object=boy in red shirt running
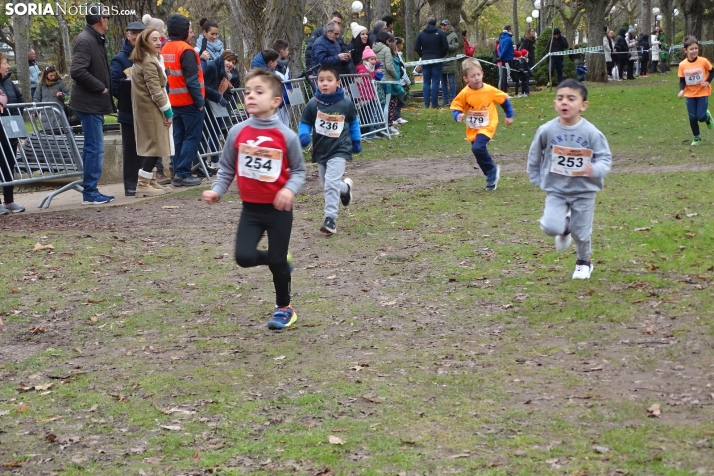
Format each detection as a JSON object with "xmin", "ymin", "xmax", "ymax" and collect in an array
[{"xmin": 203, "ymin": 69, "xmax": 306, "ymax": 330}]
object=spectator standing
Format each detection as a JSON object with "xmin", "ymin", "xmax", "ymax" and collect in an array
[
  {"xmin": 373, "ymin": 32, "xmax": 400, "ymax": 134},
  {"xmin": 638, "ymin": 32, "xmax": 650, "ymax": 77},
  {"xmin": 201, "ymin": 46, "xmax": 231, "ymax": 171},
  {"xmin": 462, "ymin": 30, "xmax": 476, "ymax": 57},
  {"xmin": 162, "ymin": 13, "xmax": 205, "ymax": 187},
  {"xmin": 28, "ymin": 50, "xmax": 41, "ymax": 99},
  {"xmin": 658, "ymin": 31, "xmax": 669, "ymax": 74},
  {"xmin": 382, "ymin": 16, "xmax": 395, "ymax": 34},
  {"xmin": 350, "ymin": 23, "xmax": 371, "ymax": 68},
  {"xmin": 614, "ymin": 28, "xmax": 629, "ymax": 80},
  {"xmin": 414, "ymin": 17, "xmax": 448, "ymax": 109},
  {"xmin": 626, "ymin": 31, "xmax": 638, "ymax": 80},
  {"xmin": 195, "ymin": 18, "xmax": 224, "ymax": 60},
  {"xmin": 546, "ymin": 27, "xmax": 569, "ymax": 86},
  {"xmin": 313, "ymin": 22, "xmax": 354, "ymax": 76},
  {"xmin": 305, "ymin": 12, "xmax": 344, "ymax": 71},
  {"xmin": 519, "ymin": 28, "xmax": 536, "ymax": 69},
  {"xmin": 34, "ymin": 65, "xmax": 69, "ymax": 131},
  {"xmin": 369, "ymin": 20, "xmax": 387, "ymax": 45},
  {"xmin": 603, "ymin": 28, "xmax": 614, "ymax": 79},
  {"xmin": 650, "ymin": 28, "xmax": 661, "ymax": 74},
  {"xmin": 130, "ymin": 27, "xmax": 173, "ymax": 197},
  {"xmin": 69, "ymin": 3, "xmax": 116, "ymax": 205},
  {"xmin": 497, "ymin": 25, "xmax": 515, "ymax": 93},
  {"xmin": 142, "ymin": 14, "xmax": 166, "ymax": 43},
  {"xmin": 440, "ymin": 20, "xmax": 459, "ymax": 107},
  {"xmin": 110, "ymin": 20, "xmax": 146, "ymax": 197},
  {"xmin": 0, "ymin": 52, "xmax": 26, "ymax": 214},
  {"xmin": 394, "ymin": 37, "xmax": 409, "ymax": 124}
]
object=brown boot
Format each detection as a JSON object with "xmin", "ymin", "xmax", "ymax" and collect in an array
[
  {"xmin": 156, "ymin": 168, "xmax": 172, "ymax": 185},
  {"xmin": 150, "ymin": 171, "xmax": 165, "ymax": 190},
  {"xmin": 136, "ymin": 170, "xmax": 166, "ymax": 197}
]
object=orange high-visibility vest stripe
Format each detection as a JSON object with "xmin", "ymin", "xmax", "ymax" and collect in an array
[{"xmin": 161, "ymin": 40, "xmax": 205, "ymax": 107}]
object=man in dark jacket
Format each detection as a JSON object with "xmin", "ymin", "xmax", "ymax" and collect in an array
[
  {"xmin": 69, "ymin": 2, "xmax": 116, "ymax": 204},
  {"xmin": 498, "ymin": 25, "xmax": 515, "ymax": 92},
  {"xmin": 305, "ymin": 12, "xmax": 354, "ymax": 75},
  {"xmin": 415, "ymin": 17, "xmax": 448, "ymax": 108},
  {"xmin": 313, "ymin": 22, "xmax": 353, "ymax": 74},
  {"xmin": 545, "ymin": 27, "xmax": 569, "ymax": 85},
  {"xmin": 614, "ymin": 27, "xmax": 629, "ymax": 81},
  {"xmin": 110, "ymin": 20, "xmax": 145, "ymax": 196}
]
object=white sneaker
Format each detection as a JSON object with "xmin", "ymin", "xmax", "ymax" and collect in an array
[
  {"xmin": 341, "ymin": 178, "xmax": 353, "ymax": 207},
  {"xmin": 554, "ymin": 211, "xmax": 572, "ymax": 252},
  {"xmin": 572, "ymin": 260, "xmax": 593, "ymax": 279},
  {"xmin": 388, "ymin": 126, "xmax": 400, "ymax": 136},
  {"xmin": 395, "ymin": 118, "xmax": 408, "ymax": 124}
]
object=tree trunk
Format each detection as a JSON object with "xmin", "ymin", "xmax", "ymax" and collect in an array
[
  {"xmin": 228, "ymin": 0, "xmax": 306, "ymax": 76},
  {"xmin": 680, "ymin": 0, "xmax": 704, "ymax": 37},
  {"xmin": 372, "ymin": 0, "xmax": 392, "ymax": 23},
  {"xmin": 641, "ymin": 0, "xmax": 651, "ymax": 33},
  {"xmin": 513, "ymin": 0, "xmax": 519, "ymax": 42},
  {"xmin": 580, "ymin": 0, "xmax": 608, "ymax": 82},
  {"xmin": 405, "ymin": 0, "xmax": 417, "ymax": 61},
  {"xmin": 55, "ymin": 10, "xmax": 73, "ymax": 80},
  {"xmin": 428, "ymin": 0, "xmax": 465, "ymax": 27},
  {"xmin": 660, "ymin": 0, "xmax": 674, "ymax": 43},
  {"xmin": 12, "ymin": 13, "xmax": 31, "ymax": 103}
]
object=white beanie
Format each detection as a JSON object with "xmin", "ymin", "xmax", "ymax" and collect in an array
[
  {"xmin": 351, "ymin": 22, "xmax": 367, "ymax": 39},
  {"xmin": 142, "ymin": 14, "xmax": 166, "ymax": 34}
]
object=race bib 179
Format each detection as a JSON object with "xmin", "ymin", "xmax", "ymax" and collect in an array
[
  {"xmin": 238, "ymin": 144, "xmax": 282, "ymax": 182},
  {"xmin": 466, "ymin": 110, "xmax": 489, "ymax": 129},
  {"xmin": 550, "ymin": 146, "xmax": 593, "ymax": 177}
]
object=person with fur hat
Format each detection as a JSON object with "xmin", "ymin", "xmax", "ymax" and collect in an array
[
  {"xmin": 545, "ymin": 27, "xmax": 569, "ymax": 85},
  {"xmin": 161, "ymin": 13, "xmax": 205, "ymax": 187},
  {"xmin": 350, "ymin": 22, "xmax": 371, "ymax": 67},
  {"xmin": 142, "ymin": 14, "xmax": 166, "ymax": 43}
]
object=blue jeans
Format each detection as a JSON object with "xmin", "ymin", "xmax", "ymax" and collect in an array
[
  {"xmin": 441, "ymin": 73, "xmax": 456, "ymax": 104},
  {"xmin": 172, "ymin": 107, "xmax": 205, "ymax": 178},
  {"xmin": 686, "ymin": 96, "xmax": 710, "ymax": 137},
  {"xmin": 77, "ymin": 112, "xmax": 105, "ymax": 197},
  {"xmin": 471, "ymin": 134, "xmax": 496, "ymax": 176},
  {"xmin": 422, "ymin": 63, "xmax": 443, "ymax": 108}
]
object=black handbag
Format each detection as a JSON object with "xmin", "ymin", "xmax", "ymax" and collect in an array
[{"xmin": 63, "ymin": 103, "xmax": 81, "ymax": 126}]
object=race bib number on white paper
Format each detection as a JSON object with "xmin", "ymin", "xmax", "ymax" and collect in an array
[
  {"xmin": 466, "ymin": 110, "xmax": 489, "ymax": 129},
  {"xmin": 684, "ymin": 68, "xmax": 705, "ymax": 86},
  {"xmin": 315, "ymin": 111, "xmax": 345, "ymax": 137},
  {"xmin": 550, "ymin": 146, "xmax": 592, "ymax": 176},
  {"xmin": 238, "ymin": 144, "xmax": 282, "ymax": 182}
]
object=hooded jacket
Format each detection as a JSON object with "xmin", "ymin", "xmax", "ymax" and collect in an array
[
  {"xmin": 546, "ymin": 29, "xmax": 569, "ymax": 55},
  {"xmin": 498, "ymin": 30, "xmax": 514, "ymax": 62},
  {"xmin": 163, "ymin": 14, "xmax": 204, "ymax": 109},
  {"xmin": 614, "ymin": 28, "xmax": 628, "ymax": 57},
  {"xmin": 110, "ymin": 38, "xmax": 135, "ymax": 124},
  {"xmin": 414, "ymin": 24, "xmax": 448, "ymax": 60},
  {"xmin": 442, "ymin": 26, "xmax": 460, "ymax": 74},
  {"xmin": 69, "ymin": 24, "xmax": 114, "ymax": 115}
]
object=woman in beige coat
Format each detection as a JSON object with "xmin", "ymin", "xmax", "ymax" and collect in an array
[{"xmin": 130, "ymin": 27, "xmax": 174, "ymax": 197}]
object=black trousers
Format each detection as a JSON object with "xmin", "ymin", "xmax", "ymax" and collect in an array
[
  {"xmin": 618, "ymin": 56, "xmax": 629, "ymax": 79},
  {"xmin": 0, "ymin": 132, "xmax": 18, "ymax": 204},
  {"xmin": 120, "ymin": 123, "xmax": 142, "ymax": 191},
  {"xmin": 234, "ymin": 202, "xmax": 293, "ymax": 307}
]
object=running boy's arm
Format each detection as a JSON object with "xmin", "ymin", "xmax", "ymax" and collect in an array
[
  {"xmin": 297, "ymin": 101, "xmax": 316, "ymax": 147},
  {"xmin": 494, "ymin": 89, "xmax": 514, "ymax": 125},
  {"xmin": 526, "ymin": 124, "xmax": 547, "ymax": 185},
  {"xmin": 348, "ymin": 101, "xmax": 362, "ymax": 153},
  {"xmin": 585, "ymin": 129, "xmax": 612, "ymax": 179},
  {"xmin": 450, "ymin": 90, "xmax": 466, "ymax": 122},
  {"xmin": 283, "ymin": 131, "xmax": 307, "ymax": 197}
]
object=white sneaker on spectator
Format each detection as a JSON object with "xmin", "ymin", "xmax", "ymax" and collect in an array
[{"xmin": 389, "ymin": 126, "xmax": 400, "ymax": 135}]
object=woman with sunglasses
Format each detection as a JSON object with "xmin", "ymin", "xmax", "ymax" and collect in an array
[{"xmin": 33, "ymin": 66, "xmax": 70, "ymax": 131}]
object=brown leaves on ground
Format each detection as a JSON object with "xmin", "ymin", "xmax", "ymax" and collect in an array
[
  {"xmin": 32, "ymin": 243, "xmax": 54, "ymax": 251},
  {"xmin": 328, "ymin": 435, "xmax": 345, "ymax": 445},
  {"xmin": 17, "ymin": 382, "xmax": 52, "ymax": 392}
]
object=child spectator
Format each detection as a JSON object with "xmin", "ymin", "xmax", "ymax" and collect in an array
[
  {"xmin": 450, "ymin": 58, "xmax": 514, "ymax": 191},
  {"xmin": 202, "ymin": 69, "xmax": 306, "ymax": 330},
  {"xmin": 462, "ymin": 30, "xmax": 476, "ymax": 57},
  {"xmin": 527, "ymin": 79, "xmax": 612, "ymax": 279},
  {"xmin": 356, "ymin": 46, "xmax": 385, "ymax": 138},
  {"xmin": 677, "ymin": 35, "xmax": 713, "ymax": 146},
  {"xmin": 298, "ymin": 64, "xmax": 361, "ymax": 235},
  {"xmin": 394, "ymin": 37, "xmax": 409, "ymax": 125},
  {"xmin": 512, "ymin": 49, "xmax": 531, "ymax": 97}
]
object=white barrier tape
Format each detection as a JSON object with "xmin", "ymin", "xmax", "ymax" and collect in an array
[{"xmin": 404, "ymin": 54, "xmax": 466, "ymax": 67}]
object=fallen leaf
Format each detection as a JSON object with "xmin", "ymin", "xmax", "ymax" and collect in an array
[
  {"xmin": 645, "ymin": 263, "xmax": 659, "ymax": 271},
  {"xmin": 45, "ymin": 433, "xmax": 57, "ymax": 442},
  {"xmin": 647, "ymin": 403, "xmax": 661, "ymax": 417},
  {"xmin": 1, "ymin": 461, "xmax": 24, "ymax": 468},
  {"xmin": 162, "ymin": 205, "xmax": 180, "ymax": 209},
  {"xmin": 86, "ymin": 404, "xmax": 98, "ymax": 412},
  {"xmin": 90, "ymin": 316, "xmax": 98, "ymax": 322},
  {"xmin": 161, "ymin": 425, "xmax": 182, "ymax": 431},
  {"xmin": 645, "ymin": 328, "xmax": 655, "ymax": 335},
  {"xmin": 592, "ymin": 444, "xmax": 609, "ymax": 454},
  {"xmin": 450, "ymin": 453, "xmax": 470, "ymax": 458},
  {"xmin": 633, "ymin": 227, "xmax": 652, "ymax": 232},
  {"xmin": 32, "ymin": 243, "xmax": 54, "ymax": 251},
  {"xmin": 361, "ymin": 394, "xmax": 382, "ymax": 404},
  {"xmin": 328, "ymin": 435, "xmax": 344, "ymax": 445},
  {"xmin": 193, "ymin": 448, "xmax": 201, "ymax": 462},
  {"xmin": 273, "ymin": 355, "xmax": 286, "ymax": 360},
  {"xmin": 16, "ymin": 404, "xmax": 30, "ymax": 413},
  {"xmin": 0, "ymin": 410, "xmax": 9, "ymax": 416},
  {"xmin": 685, "ymin": 233, "xmax": 696, "ymax": 238},
  {"xmin": 34, "ymin": 383, "xmax": 53, "ymax": 391}
]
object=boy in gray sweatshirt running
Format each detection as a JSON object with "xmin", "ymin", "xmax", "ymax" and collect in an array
[{"xmin": 527, "ymin": 79, "xmax": 612, "ymax": 279}]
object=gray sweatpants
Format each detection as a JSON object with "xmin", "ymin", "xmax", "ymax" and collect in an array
[
  {"xmin": 318, "ymin": 157, "xmax": 349, "ymax": 220},
  {"xmin": 540, "ymin": 192, "xmax": 595, "ymax": 261}
]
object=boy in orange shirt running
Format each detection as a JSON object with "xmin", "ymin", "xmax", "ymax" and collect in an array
[
  {"xmin": 677, "ymin": 35, "xmax": 713, "ymax": 146},
  {"xmin": 451, "ymin": 57, "xmax": 514, "ymax": 190}
]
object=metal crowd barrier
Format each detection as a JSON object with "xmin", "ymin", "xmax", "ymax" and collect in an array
[
  {"xmin": 0, "ymin": 102, "xmax": 84, "ymax": 209},
  {"xmin": 335, "ymin": 73, "xmax": 390, "ymax": 139}
]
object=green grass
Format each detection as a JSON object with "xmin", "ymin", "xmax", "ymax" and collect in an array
[{"xmin": 1, "ymin": 74, "xmax": 713, "ymax": 474}]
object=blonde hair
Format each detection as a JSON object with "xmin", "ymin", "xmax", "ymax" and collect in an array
[
  {"xmin": 462, "ymin": 57, "xmax": 482, "ymax": 74},
  {"xmin": 130, "ymin": 27, "xmax": 159, "ymax": 63}
]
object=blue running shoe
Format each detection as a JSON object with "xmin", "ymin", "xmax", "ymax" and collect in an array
[
  {"xmin": 485, "ymin": 165, "xmax": 500, "ymax": 191},
  {"xmin": 267, "ymin": 304, "xmax": 297, "ymax": 330},
  {"xmin": 82, "ymin": 193, "xmax": 115, "ymax": 205}
]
